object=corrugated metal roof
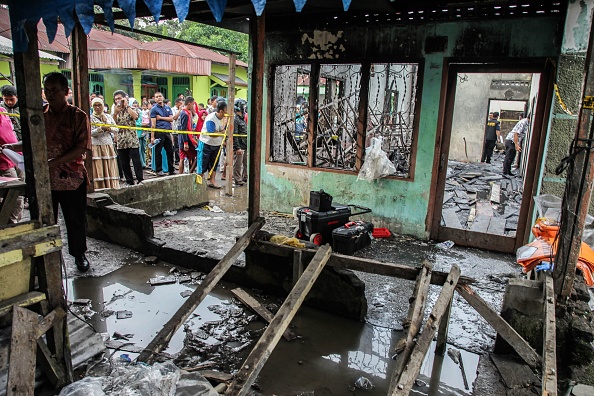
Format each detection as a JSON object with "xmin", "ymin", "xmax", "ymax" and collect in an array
[
  {"xmin": 87, "ymin": 28, "xmax": 144, "ymax": 50},
  {"xmin": 0, "ymin": 8, "xmax": 70, "ymax": 54},
  {"xmin": 142, "ymin": 40, "xmax": 247, "ymax": 67},
  {"xmin": 0, "ymin": 34, "xmax": 64, "ymax": 61},
  {"xmin": 211, "ymin": 72, "xmax": 248, "ymax": 87}
]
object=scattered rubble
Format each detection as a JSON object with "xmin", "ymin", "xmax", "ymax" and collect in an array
[{"xmin": 443, "ymin": 160, "xmax": 523, "ymax": 236}]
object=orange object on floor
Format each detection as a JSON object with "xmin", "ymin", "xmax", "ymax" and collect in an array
[{"xmin": 372, "ymin": 228, "xmax": 391, "ymax": 238}]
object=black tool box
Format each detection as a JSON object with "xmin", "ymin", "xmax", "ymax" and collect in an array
[
  {"xmin": 310, "ymin": 189, "xmax": 333, "ymax": 211},
  {"xmin": 332, "ymin": 221, "xmax": 374, "ymax": 255},
  {"xmin": 295, "ymin": 204, "xmax": 371, "ymax": 246}
]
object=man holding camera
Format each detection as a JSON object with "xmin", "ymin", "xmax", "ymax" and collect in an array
[{"xmin": 113, "ymin": 90, "xmax": 143, "ymax": 185}]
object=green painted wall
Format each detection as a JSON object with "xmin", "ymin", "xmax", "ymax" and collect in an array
[
  {"xmin": 211, "ymin": 63, "xmax": 249, "ymax": 101},
  {"xmin": 0, "ymin": 59, "xmax": 11, "ymax": 86},
  {"xmin": 132, "ymin": 71, "xmax": 142, "ymax": 101},
  {"xmin": 258, "ymin": 16, "xmax": 564, "ymax": 238},
  {"xmin": 191, "ymin": 75, "xmax": 211, "ymax": 104}
]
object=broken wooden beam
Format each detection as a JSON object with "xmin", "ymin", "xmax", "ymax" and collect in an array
[
  {"xmin": 388, "ymin": 260, "xmax": 433, "ymax": 393},
  {"xmin": 138, "ymin": 217, "xmax": 265, "ymax": 363},
  {"xmin": 231, "ymin": 288, "xmax": 297, "ymax": 341},
  {"xmin": 456, "ymin": 284, "xmax": 541, "ymax": 369},
  {"xmin": 247, "ymin": 238, "xmax": 476, "ymax": 286},
  {"xmin": 542, "ymin": 274, "xmax": 557, "ymax": 395},
  {"xmin": 390, "ymin": 265, "xmax": 461, "ymax": 396},
  {"xmin": 7, "ymin": 306, "xmax": 39, "ymax": 396},
  {"xmin": 226, "ymin": 245, "xmax": 333, "ymax": 396}
]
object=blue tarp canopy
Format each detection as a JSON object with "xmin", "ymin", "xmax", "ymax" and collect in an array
[{"xmin": 7, "ymin": 0, "xmax": 354, "ymax": 52}]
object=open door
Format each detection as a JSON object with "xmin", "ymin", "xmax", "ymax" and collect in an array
[{"xmin": 430, "ymin": 62, "xmax": 554, "ymax": 253}]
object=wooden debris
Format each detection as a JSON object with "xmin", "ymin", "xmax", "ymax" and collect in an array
[
  {"xmin": 231, "ymin": 288, "xmax": 298, "ymax": 341},
  {"xmin": 138, "ymin": 218, "xmax": 265, "ymax": 364},
  {"xmin": 487, "ymin": 217, "xmax": 506, "ymax": 235},
  {"xmin": 490, "ymin": 183, "xmax": 501, "ymax": 203},
  {"xmin": 226, "ymin": 245, "xmax": 332, "ymax": 396},
  {"xmin": 389, "ymin": 261, "xmax": 433, "ymax": 392},
  {"xmin": 456, "ymin": 285, "xmax": 541, "ymax": 369},
  {"xmin": 542, "ymin": 274, "xmax": 557, "ymax": 395},
  {"xmin": 149, "ymin": 276, "xmax": 176, "ymax": 286},
  {"xmin": 200, "ymin": 370, "xmax": 233, "ymax": 383},
  {"xmin": 7, "ymin": 306, "xmax": 39, "ymax": 396},
  {"xmin": 390, "ymin": 265, "xmax": 461, "ymax": 396},
  {"xmin": 470, "ymin": 215, "xmax": 490, "ymax": 233}
]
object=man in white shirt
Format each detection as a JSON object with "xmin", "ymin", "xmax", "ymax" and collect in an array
[
  {"xmin": 197, "ymin": 101, "xmax": 227, "ymax": 188},
  {"xmin": 503, "ymin": 114, "xmax": 530, "ymax": 176}
]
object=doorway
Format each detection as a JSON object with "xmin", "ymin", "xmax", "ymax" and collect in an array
[{"xmin": 430, "ymin": 63, "xmax": 553, "ymax": 253}]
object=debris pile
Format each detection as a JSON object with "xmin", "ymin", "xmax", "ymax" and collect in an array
[{"xmin": 442, "ymin": 161, "xmax": 522, "ymax": 236}]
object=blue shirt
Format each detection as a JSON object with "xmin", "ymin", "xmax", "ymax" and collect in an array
[{"xmin": 150, "ymin": 104, "xmax": 173, "ymax": 130}]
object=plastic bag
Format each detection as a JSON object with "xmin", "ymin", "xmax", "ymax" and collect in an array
[
  {"xmin": 533, "ymin": 194, "xmax": 594, "ymax": 226},
  {"xmin": 59, "ymin": 377, "xmax": 106, "ymax": 396},
  {"xmin": 354, "ymin": 376, "xmax": 375, "ymax": 389},
  {"xmin": 357, "ymin": 137, "xmax": 396, "ymax": 182}
]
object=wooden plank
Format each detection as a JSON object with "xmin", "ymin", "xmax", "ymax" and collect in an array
[
  {"xmin": 231, "ymin": 288, "xmax": 297, "ymax": 341},
  {"xmin": 388, "ymin": 261, "xmax": 433, "ymax": 393},
  {"xmin": 553, "ymin": 19, "xmax": 594, "ymax": 297},
  {"xmin": 11, "ymin": 19, "xmax": 54, "ymax": 225},
  {"xmin": 487, "ymin": 217, "xmax": 507, "ymax": 235},
  {"xmin": 0, "ymin": 225, "xmax": 61, "ymax": 257},
  {"xmin": 435, "ymin": 299, "xmax": 452, "ymax": 356},
  {"xmin": 0, "ymin": 221, "xmax": 38, "ymax": 240},
  {"xmin": 470, "ymin": 214, "xmax": 491, "ymax": 233},
  {"xmin": 491, "ymin": 354, "xmax": 539, "ymax": 389},
  {"xmin": 36, "ymin": 338, "xmax": 66, "ymax": 388},
  {"xmin": 490, "ymin": 183, "xmax": 501, "ymax": 203},
  {"xmin": 292, "ymin": 249, "xmax": 303, "ymax": 287},
  {"xmin": 226, "ymin": 245, "xmax": 333, "ymax": 396},
  {"xmin": 390, "ymin": 265, "xmax": 461, "ymax": 396},
  {"xmin": 442, "ymin": 191, "xmax": 454, "ymax": 204},
  {"xmin": 200, "ymin": 370, "xmax": 233, "ymax": 383},
  {"xmin": 542, "ymin": 274, "xmax": 557, "ymax": 396},
  {"xmin": 0, "ymin": 291, "xmax": 46, "ymax": 317},
  {"xmin": 36, "ymin": 307, "xmax": 66, "ymax": 338},
  {"xmin": 138, "ymin": 218, "xmax": 265, "ymax": 363},
  {"xmin": 356, "ymin": 63, "xmax": 371, "ymax": 171},
  {"xmin": 71, "ymin": 24, "xmax": 93, "ymax": 193},
  {"xmin": 247, "ymin": 16, "xmax": 264, "ymax": 225},
  {"xmin": 7, "ymin": 306, "xmax": 38, "ymax": 396},
  {"xmin": 224, "ymin": 52, "xmax": 236, "ymax": 197},
  {"xmin": 456, "ymin": 284, "xmax": 541, "ymax": 369},
  {"xmin": 247, "ymin": 239, "xmax": 476, "ymax": 286},
  {"xmin": 442, "ymin": 208, "xmax": 461, "ymax": 229}
]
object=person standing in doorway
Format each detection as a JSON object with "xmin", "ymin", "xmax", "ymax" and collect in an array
[
  {"xmin": 481, "ymin": 111, "xmax": 500, "ymax": 164},
  {"xmin": 503, "ymin": 114, "xmax": 530, "ymax": 176},
  {"xmin": 5, "ymin": 72, "xmax": 92, "ymax": 271},
  {"xmin": 150, "ymin": 92, "xmax": 175, "ymax": 176}
]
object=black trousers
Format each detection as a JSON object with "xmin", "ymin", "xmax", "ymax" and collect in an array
[
  {"xmin": 172, "ymin": 133, "xmax": 180, "ymax": 163},
  {"xmin": 154, "ymin": 132, "xmax": 174, "ymax": 174},
  {"xmin": 503, "ymin": 139, "xmax": 516, "ymax": 175},
  {"xmin": 118, "ymin": 147, "xmax": 144, "ymax": 184},
  {"xmin": 52, "ymin": 180, "xmax": 87, "ymax": 258},
  {"xmin": 481, "ymin": 139, "xmax": 497, "ymax": 163}
]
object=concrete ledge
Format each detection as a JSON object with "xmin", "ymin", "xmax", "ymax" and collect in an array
[
  {"xmin": 103, "ymin": 174, "xmax": 209, "ymax": 216},
  {"xmin": 87, "ymin": 196, "xmax": 154, "ymax": 253}
]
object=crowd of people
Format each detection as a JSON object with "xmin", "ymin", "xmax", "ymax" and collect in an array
[
  {"xmin": 87, "ymin": 90, "xmax": 249, "ymax": 190},
  {"xmin": 0, "ymin": 76, "xmax": 249, "ymax": 272}
]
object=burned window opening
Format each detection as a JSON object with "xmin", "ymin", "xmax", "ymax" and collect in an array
[{"xmin": 271, "ymin": 63, "xmax": 419, "ymax": 178}]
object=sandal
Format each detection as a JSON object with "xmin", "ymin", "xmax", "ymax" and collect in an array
[{"xmin": 208, "ymin": 183, "xmax": 223, "ymax": 189}]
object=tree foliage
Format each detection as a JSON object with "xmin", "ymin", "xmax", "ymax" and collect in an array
[{"xmin": 112, "ymin": 18, "xmax": 249, "ymax": 63}]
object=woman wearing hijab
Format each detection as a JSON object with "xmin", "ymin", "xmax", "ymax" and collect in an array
[{"xmin": 90, "ymin": 98, "xmax": 120, "ymax": 189}]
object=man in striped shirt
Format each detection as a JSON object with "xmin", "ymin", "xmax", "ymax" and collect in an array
[{"xmin": 503, "ymin": 114, "xmax": 530, "ymax": 176}]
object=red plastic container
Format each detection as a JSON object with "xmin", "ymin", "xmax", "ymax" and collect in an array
[{"xmin": 372, "ymin": 228, "xmax": 391, "ymax": 238}]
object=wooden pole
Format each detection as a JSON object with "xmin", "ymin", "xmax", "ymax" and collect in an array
[
  {"xmin": 226, "ymin": 245, "xmax": 333, "ymax": 396},
  {"xmin": 11, "ymin": 20, "xmax": 53, "ymax": 225},
  {"xmin": 71, "ymin": 23, "xmax": 93, "ymax": 192},
  {"xmin": 247, "ymin": 15, "xmax": 264, "ymax": 225},
  {"xmin": 390, "ymin": 265, "xmax": 460, "ymax": 396},
  {"xmin": 435, "ymin": 298, "xmax": 452, "ymax": 356},
  {"xmin": 553, "ymin": 20, "xmax": 594, "ymax": 297},
  {"xmin": 138, "ymin": 218, "xmax": 265, "ymax": 363},
  {"xmin": 307, "ymin": 64, "xmax": 319, "ymax": 168},
  {"xmin": 225, "ymin": 53, "xmax": 236, "ymax": 196},
  {"xmin": 356, "ymin": 63, "xmax": 371, "ymax": 171},
  {"xmin": 542, "ymin": 274, "xmax": 557, "ymax": 395}
]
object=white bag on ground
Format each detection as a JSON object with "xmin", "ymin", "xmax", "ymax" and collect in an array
[{"xmin": 357, "ymin": 137, "xmax": 396, "ymax": 182}]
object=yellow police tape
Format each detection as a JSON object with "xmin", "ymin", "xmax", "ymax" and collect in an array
[
  {"xmin": 554, "ymin": 83, "xmax": 574, "ymax": 116},
  {"xmin": 0, "ymin": 110, "xmax": 247, "ymax": 137}
]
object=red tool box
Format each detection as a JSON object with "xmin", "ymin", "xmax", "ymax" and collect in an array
[{"xmin": 295, "ymin": 204, "xmax": 371, "ymax": 246}]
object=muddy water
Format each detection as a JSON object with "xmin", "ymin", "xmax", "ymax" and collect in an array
[{"xmin": 65, "ymin": 261, "xmax": 479, "ymax": 395}]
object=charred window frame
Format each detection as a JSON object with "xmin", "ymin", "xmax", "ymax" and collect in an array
[{"xmin": 270, "ymin": 62, "xmax": 419, "ymax": 178}]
